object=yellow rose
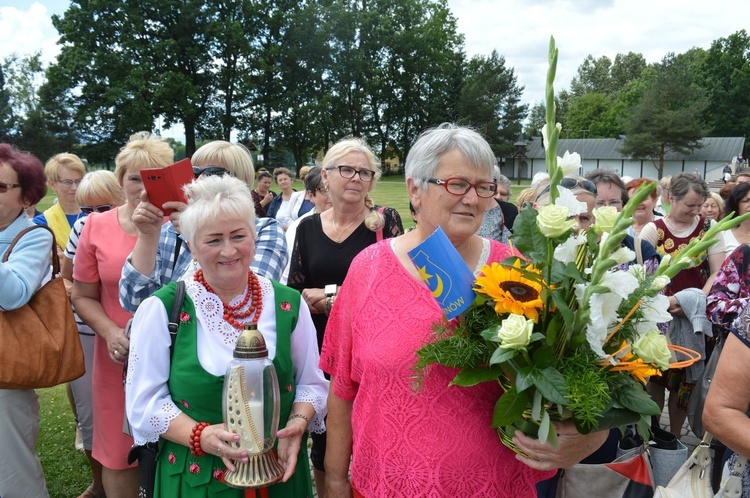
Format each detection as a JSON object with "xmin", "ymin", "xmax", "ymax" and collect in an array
[
  {"xmin": 592, "ymin": 206, "xmax": 619, "ymax": 233},
  {"xmin": 537, "ymin": 204, "xmax": 576, "ymax": 238},
  {"xmin": 633, "ymin": 330, "xmax": 671, "ymax": 370},
  {"xmin": 497, "ymin": 313, "xmax": 534, "ymax": 349}
]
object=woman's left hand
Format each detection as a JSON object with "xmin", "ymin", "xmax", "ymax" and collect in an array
[
  {"xmin": 512, "ymin": 421, "xmax": 609, "ymax": 471},
  {"xmin": 275, "ymin": 417, "xmax": 307, "ymax": 482},
  {"xmin": 301, "ymin": 288, "xmax": 327, "ymax": 314}
]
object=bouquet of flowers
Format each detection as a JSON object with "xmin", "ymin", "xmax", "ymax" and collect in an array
[{"xmin": 414, "ymin": 37, "xmax": 749, "ymax": 449}]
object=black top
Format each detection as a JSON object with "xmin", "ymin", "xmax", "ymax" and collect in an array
[
  {"xmin": 498, "ymin": 199, "xmax": 519, "ymax": 231},
  {"xmin": 288, "ymin": 207, "xmax": 403, "ymax": 350}
]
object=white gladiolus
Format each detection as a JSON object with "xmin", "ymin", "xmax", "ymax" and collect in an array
[
  {"xmin": 558, "ymin": 150, "xmax": 582, "ymax": 176},
  {"xmin": 554, "ymin": 235, "xmax": 586, "ymax": 264}
]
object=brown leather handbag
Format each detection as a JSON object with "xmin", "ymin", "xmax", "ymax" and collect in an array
[{"xmin": 0, "ymin": 225, "xmax": 84, "ymax": 389}]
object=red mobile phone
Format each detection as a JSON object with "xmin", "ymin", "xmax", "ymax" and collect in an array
[{"xmin": 140, "ymin": 158, "xmax": 194, "ymax": 216}]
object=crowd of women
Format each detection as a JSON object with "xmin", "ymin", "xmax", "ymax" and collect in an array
[{"xmin": 3, "ymin": 125, "xmax": 750, "ymax": 498}]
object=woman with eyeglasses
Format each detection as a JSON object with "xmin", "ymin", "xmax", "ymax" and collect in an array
[
  {"xmin": 321, "ymin": 125, "xmax": 607, "ymax": 498},
  {"xmin": 287, "ymin": 137, "xmax": 403, "ymax": 496},
  {"xmin": 33, "ymin": 153, "xmax": 86, "ymax": 275},
  {"xmin": 639, "ymin": 172, "xmax": 725, "ymax": 438},
  {"xmin": 119, "ymin": 140, "xmax": 288, "ymax": 313},
  {"xmin": 72, "ymin": 135, "xmax": 174, "ymax": 498},
  {"xmin": 0, "ymin": 143, "xmax": 53, "ymax": 498},
  {"xmin": 61, "ymin": 170, "xmax": 125, "ymax": 498}
]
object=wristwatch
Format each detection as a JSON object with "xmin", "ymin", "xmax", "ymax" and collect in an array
[{"xmin": 325, "ymin": 284, "xmax": 337, "ymax": 297}]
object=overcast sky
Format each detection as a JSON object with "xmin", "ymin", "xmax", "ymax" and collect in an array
[{"xmin": 2, "ymin": 0, "xmax": 748, "ymax": 110}]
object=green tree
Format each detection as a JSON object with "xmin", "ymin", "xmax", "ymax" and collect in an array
[
  {"xmin": 620, "ymin": 54, "xmax": 706, "ymax": 179},
  {"xmin": 1, "ymin": 52, "xmax": 45, "ymax": 118},
  {"xmin": 0, "ymin": 66, "xmax": 13, "ymax": 142},
  {"xmin": 457, "ymin": 50, "xmax": 527, "ymax": 158},
  {"xmin": 698, "ymin": 30, "xmax": 750, "ymax": 137}
]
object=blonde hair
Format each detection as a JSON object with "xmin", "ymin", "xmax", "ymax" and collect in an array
[
  {"xmin": 45, "ymin": 153, "xmax": 86, "ymax": 181},
  {"xmin": 515, "ymin": 187, "xmax": 538, "ymax": 207},
  {"xmin": 114, "ymin": 135, "xmax": 174, "ymax": 183},
  {"xmin": 180, "ymin": 175, "xmax": 256, "ymax": 247},
  {"xmin": 298, "ymin": 165, "xmax": 313, "ymax": 182},
  {"xmin": 322, "ymin": 137, "xmax": 384, "ymax": 231},
  {"xmin": 76, "ymin": 170, "xmax": 125, "ymax": 206},
  {"xmin": 192, "ymin": 141, "xmax": 255, "ymax": 186}
]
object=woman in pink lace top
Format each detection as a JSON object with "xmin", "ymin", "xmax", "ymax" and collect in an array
[{"xmin": 320, "ymin": 124, "xmax": 609, "ymax": 498}]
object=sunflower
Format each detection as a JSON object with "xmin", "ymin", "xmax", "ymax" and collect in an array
[{"xmin": 474, "ymin": 260, "xmax": 544, "ymax": 322}]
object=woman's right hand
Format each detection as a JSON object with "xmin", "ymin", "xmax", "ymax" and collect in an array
[
  {"xmin": 200, "ymin": 424, "xmax": 248, "ymax": 472},
  {"xmin": 132, "ymin": 193, "xmax": 165, "ymax": 236}
]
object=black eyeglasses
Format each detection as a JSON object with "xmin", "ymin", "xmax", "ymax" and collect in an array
[
  {"xmin": 427, "ymin": 177, "xmax": 498, "ymax": 198},
  {"xmin": 326, "ymin": 165, "xmax": 375, "ymax": 182},
  {"xmin": 0, "ymin": 181, "xmax": 21, "ymax": 193},
  {"xmin": 539, "ymin": 178, "xmax": 597, "ymax": 197},
  {"xmin": 193, "ymin": 166, "xmax": 230, "ymax": 179},
  {"xmin": 310, "ymin": 186, "xmax": 328, "ymax": 195},
  {"xmin": 80, "ymin": 204, "xmax": 112, "ymax": 214}
]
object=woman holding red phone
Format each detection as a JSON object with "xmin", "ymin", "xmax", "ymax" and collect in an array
[{"xmin": 72, "ymin": 133, "xmax": 174, "ymax": 498}]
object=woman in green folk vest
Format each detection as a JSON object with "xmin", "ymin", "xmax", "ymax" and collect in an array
[{"xmin": 125, "ymin": 175, "xmax": 328, "ymax": 497}]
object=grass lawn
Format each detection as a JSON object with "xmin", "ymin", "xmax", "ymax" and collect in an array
[{"xmin": 37, "ymin": 385, "xmax": 92, "ymax": 497}]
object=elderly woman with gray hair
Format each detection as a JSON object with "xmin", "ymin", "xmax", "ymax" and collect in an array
[
  {"xmin": 125, "ymin": 175, "xmax": 328, "ymax": 498},
  {"xmin": 321, "ymin": 124, "xmax": 607, "ymax": 498}
]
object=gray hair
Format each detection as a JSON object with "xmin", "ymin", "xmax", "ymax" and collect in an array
[
  {"xmin": 496, "ymin": 172, "xmax": 511, "ymax": 187},
  {"xmin": 406, "ymin": 123, "xmax": 496, "ymax": 189},
  {"xmin": 180, "ymin": 175, "xmax": 256, "ymax": 247}
]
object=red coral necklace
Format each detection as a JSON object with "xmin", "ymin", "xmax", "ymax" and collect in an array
[{"xmin": 194, "ymin": 269, "xmax": 263, "ymax": 329}]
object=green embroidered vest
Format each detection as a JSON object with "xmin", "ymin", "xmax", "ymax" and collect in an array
[{"xmin": 151, "ymin": 280, "xmax": 312, "ymax": 498}]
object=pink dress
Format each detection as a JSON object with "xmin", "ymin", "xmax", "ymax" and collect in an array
[
  {"xmin": 321, "ymin": 239, "xmax": 552, "ymax": 498},
  {"xmin": 73, "ymin": 209, "xmax": 137, "ymax": 469}
]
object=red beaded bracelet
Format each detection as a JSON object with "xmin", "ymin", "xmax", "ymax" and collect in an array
[{"xmin": 189, "ymin": 422, "xmax": 210, "ymax": 457}]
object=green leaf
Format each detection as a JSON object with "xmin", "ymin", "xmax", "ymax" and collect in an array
[
  {"xmin": 516, "ymin": 366, "xmax": 537, "ymax": 392},
  {"xmin": 531, "ymin": 344, "xmax": 556, "ymax": 369},
  {"xmin": 582, "ymin": 408, "xmax": 641, "ymax": 434},
  {"xmin": 492, "ymin": 387, "xmax": 529, "ymax": 427},
  {"xmin": 480, "ymin": 326, "xmax": 501, "ymax": 342},
  {"xmin": 532, "ymin": 389, "xmax": 543, "ymax": 421},
  {"xmin": 451, "ymin": 366, "xmax": 503, "ymax": 387},
  {"xmin": 539, "ymin": 409, "xmax": 558, "ymax": 446},
  {"xmin": 490, "ymin": 347, "xmax": 518, "ymax": 365},
  {"xmin": 613, "ymin": 384, "xmax": 662, "ymax": 416},
  {"xmin": 533, "ymin": 367, "xmax": 569, "ymax": 405},
  {"xmin": 511, "ymin": 209, "xmax": 549, "ymax": 261},
  {"xmin": 550, "ymin": 289, "xmax": 575, "ymax": 325}
]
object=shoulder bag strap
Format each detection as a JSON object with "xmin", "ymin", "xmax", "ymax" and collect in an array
[
  {"xmin": 376, "ymin": 206, "xmax": 386, "ymax": 242},
  {"xmin": 167, "ymin": 281, "xmax": 186, "ymax": 353},
  {"xmin": 2, "ymin": 224, "xmax": 59, "ymax": 275}
]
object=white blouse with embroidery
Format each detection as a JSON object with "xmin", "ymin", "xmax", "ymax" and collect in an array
[{"xmin": 125, "ymin": 275, "xmax": 328, "ymax": 446}]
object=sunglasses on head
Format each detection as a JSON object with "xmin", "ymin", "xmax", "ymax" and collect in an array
[
  {"xmin": 193, "ymin": 166, "xmax": 230, "ymax": 179},
  {"xmin": 80, "ymin": 204, "xmax": 112, "ymax": 214},
  {"xmin": 539, "ymin": 178, "xmax": 597, "ymax": 197}
]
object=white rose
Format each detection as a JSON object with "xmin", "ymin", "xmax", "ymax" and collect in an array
[
  {"xmin": 537, "ymin": 204, "xmax": 576, "ymax": 238},
  {"xmin": 592, "ymin": 206, "xmax": 619, "ymax": 233},
  {"xmin": 497, "ymin": 313, "xmax": 534, "ymax": 349},
  {"xmin": 633, "ymin": 330, "xmax": 672, "ymax": 370}
]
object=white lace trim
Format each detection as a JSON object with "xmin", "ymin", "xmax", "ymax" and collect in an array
[
  {"xmin": 295, "ymin": 389, "xmax": 327, "ymax": 434},
  {"xmin": 133, "ymin": 399, "xmax": 181, "ymax": 446},
  {"xmin": 184, "ymin": 277, "xmax": 271, "ymax": 346}
]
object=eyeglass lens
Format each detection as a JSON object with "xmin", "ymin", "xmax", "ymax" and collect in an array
[
  {"xmin": 332, "ymin": 166, "xmax": 375, "ymax": 182},
  {"xmin": 0, "ymin": 181, "xmax": 21, "ymax": 193}
]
